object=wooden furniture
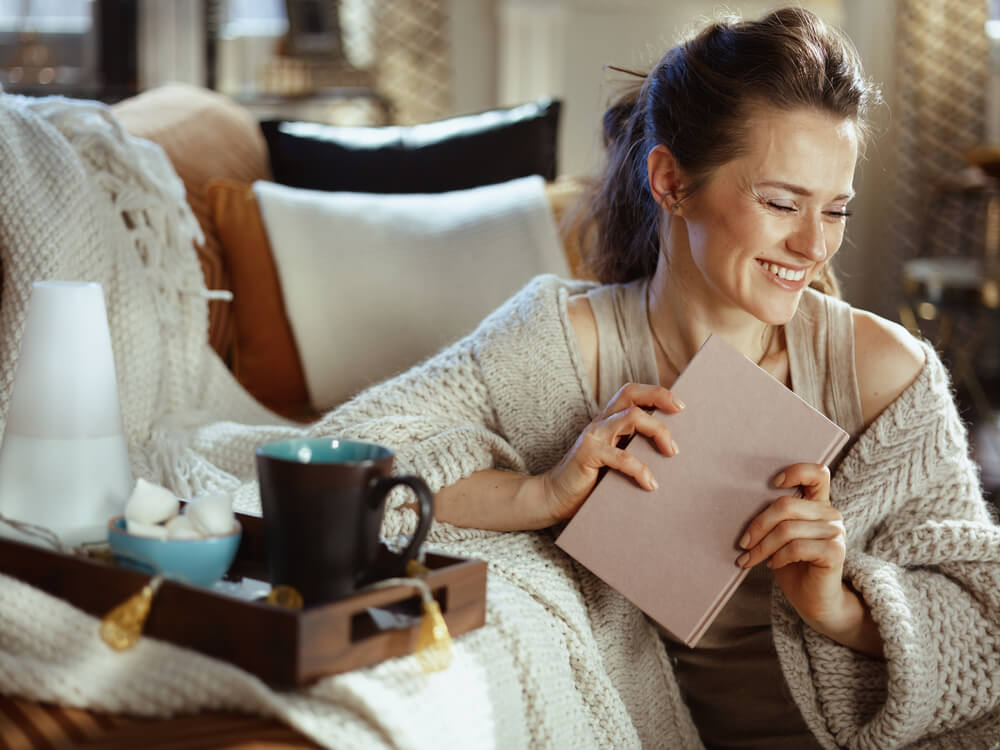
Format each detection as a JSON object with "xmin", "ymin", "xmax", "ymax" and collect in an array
[
  {"xmin": 899, "ymin": 172, "xmax": 1000, "ymax": 418},
  {"xmin": 0, "ymin": 693, "xmax": 321, "ymax": 749},
  {"xmin": 0, "ymin": 510, "xmax": 487, "ymax": 747},
  {"xmin": 0, "ymin": 511, "xmax": 486, "ymax": 687}
]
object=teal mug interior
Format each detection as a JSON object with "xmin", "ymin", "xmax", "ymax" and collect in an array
[{"xmin": 256, "ymin": 438, "xmax": 392, "ymax": 465}]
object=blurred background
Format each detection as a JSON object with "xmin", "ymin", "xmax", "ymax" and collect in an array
[{"xmin": 2, "ymin": 0, "xmax": 999, "ymax": 499}]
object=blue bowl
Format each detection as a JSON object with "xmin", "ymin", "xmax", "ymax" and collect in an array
[{"xmin": 107, "ymin": 516, "xmax": 242, "ymax": 587}]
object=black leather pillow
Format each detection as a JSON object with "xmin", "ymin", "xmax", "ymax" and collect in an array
[{"xmin": 259, "ymin": 98, "xmax": 561, "ymax": 193}]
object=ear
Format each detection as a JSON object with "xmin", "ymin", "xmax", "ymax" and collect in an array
[{"xmin": 647, "ymin": 145, "xmax": 685, "ymax": 214}]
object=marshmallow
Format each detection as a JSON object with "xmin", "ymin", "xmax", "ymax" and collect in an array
[
  {"xmin": 165, "ymin": 514, "xmax": 202, "ymax": 540},
  {"xmin": 126, "ymin": 519, "xmax": 168, "ymax": 540},
  {"xmin": 124, "ymin": 478, "xmax": 180, "ymax": 525},
  {"xmin": 184, "ymin": 493, "xmax": 237, "ymax": 536}
]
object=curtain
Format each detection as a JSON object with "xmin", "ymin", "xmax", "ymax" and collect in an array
[
  {"xmin": 890, "ymin": 0, "xmax": 988, "ymax": 272},
  {"xmin": 889, "ymin": 0, "xmax": 999, "ymax": 386},
  {"xmin": 375, "ymin": 0, "xmax": 452, "ymax": 125},
  {"xmin": 138, "ymin": 0, "xmax": 207, "ymax": 89}
]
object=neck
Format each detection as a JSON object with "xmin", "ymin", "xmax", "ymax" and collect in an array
[{"xmin": 647, "ymin": 256, "xmax": 778, "ymax": 376}]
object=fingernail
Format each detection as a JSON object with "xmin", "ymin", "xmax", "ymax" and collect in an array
[
  {"xmin": 736, "ymin": 552, "xmax": 750, "ymax": 567},
  {"xmin": 739, "ymin": 532, "xmax": 751, "ymax": 549},
  {"xmin": 670, "ymin": 439, "xmax": 679, "ymax": 455},
  {"xmin": 674, "ymin": 397, "xmax": 685, "ymax": 410},
  {"xmin": 774, "ymin": 472, "xmax": 785, "ymax": 487},
  {"xmin": 649, "ymin": 474, "xmax": 659, "ymax": 491}
]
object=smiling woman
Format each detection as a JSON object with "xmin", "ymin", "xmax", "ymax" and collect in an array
[
  {"xmin": 644, "ymin": 107, "xmax": 859, "ymax": 335},
  {"xmin": 309, "ymin": 6, "xmax": 1000, "ymax": 748}
]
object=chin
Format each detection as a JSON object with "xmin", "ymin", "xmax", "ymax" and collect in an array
[{"xmin": 751, "ymin": 293, "xmax": 803, "ymax": 326}]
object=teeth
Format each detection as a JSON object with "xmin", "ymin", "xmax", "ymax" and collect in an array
[{"xmin": 763, "ymin": 262, "xmax": 805, "ymax": 281}]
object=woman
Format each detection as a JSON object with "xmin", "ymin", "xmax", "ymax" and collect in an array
[{"xmin": 322, "ymin": 7, "xmax": 1000, "ymax": 747}]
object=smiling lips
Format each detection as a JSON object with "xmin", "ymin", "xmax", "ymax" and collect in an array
[{"xmin": 758, "ymin": 259, "xmax": 807, "ymax": 282}]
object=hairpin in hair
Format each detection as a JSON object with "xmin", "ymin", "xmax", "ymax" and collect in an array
[{"xmin": 605, "ymin": 64, "xmax": 648, "ymax": 78}]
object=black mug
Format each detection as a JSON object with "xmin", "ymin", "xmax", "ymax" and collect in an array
[{"xmin": 255, "ymin": 438, "xmax": 433, "ymax": 606}]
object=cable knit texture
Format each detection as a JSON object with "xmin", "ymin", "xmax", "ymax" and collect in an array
[{"xmin": 0, "ymin": 94, "xmax": 997, "ymax": 750}]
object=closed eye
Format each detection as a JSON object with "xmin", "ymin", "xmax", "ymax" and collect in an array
[
  {"xmin": 761, "ymin": 198, "xmax": 850, "ymax": 219},
  {"xmin": 767, "ymin": 202, "xmax": 795, "ymax": 212}
]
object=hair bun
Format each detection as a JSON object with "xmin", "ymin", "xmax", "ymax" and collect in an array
[{"xmin": 602, "ymin": 91, "xmax": 640, "ymax": 148}]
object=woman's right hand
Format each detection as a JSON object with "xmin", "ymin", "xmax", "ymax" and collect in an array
[{"xmin": 541, "ymin": 382, "xmax": 683, "ymax": 523}]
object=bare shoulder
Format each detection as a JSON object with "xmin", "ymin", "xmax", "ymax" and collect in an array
[
  {"xmin": 567, "ymin": 294, "xmax": 599, "ymax": 402},
  {"xmin": 852, "ymin": 308, "xmax": 926, "ymax": 426}
]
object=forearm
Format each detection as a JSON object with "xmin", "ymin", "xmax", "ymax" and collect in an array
[
  {"xmin": 435, "ymin": 469, "xmax": 555, "ymax": 531},
  {"xmin": 803, "ymin": 582, "xmax": 884, "ymax": 659}
]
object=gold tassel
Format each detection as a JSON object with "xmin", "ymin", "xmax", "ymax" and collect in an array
[
  {"xmin": 414, "ymin": 595, "xmax": 453, "ymax": 672},
  {"xmin": 100, "ymin": 575, "xmax": 163, "ymax": 651},
  {"xmin": 405, "ymin": 559, "xmax": 452, "ymax": 672}
]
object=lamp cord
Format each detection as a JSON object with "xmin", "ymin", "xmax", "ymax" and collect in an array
[{"xmin": 0, "ymin": 512, "xmax": 105, "ymax": 557}]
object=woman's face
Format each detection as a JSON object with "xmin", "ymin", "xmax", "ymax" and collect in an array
[{"xmin": 671, "ymin": 106, "xmax": 859, "ymax": 325}]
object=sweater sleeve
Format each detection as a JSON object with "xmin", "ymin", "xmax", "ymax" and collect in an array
[
  {"xmin": 309, "ymin": 274, "xmax": 596, "ymax": 540},
  {"xmin": 773, "ymin": 344, "xmax": 1000, "ymax": 749}
]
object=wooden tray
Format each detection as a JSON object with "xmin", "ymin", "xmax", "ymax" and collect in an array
[{"xmin": 0, "ymin": 511, "xmax": 487, "ymax": 687}]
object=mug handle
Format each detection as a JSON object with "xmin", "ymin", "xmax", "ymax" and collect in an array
[{"xmin": 369, "ymin": 475, "xmax": 434, "ymax": 574}]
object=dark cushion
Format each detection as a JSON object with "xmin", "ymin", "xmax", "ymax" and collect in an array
[{"xmin": 259, "ymin": 98, "xmax": 561, "ymax": 193}]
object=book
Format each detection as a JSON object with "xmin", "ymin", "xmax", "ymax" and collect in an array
[{"xmin": 554, "ymin": 333, "xmax": 849, "ymax": 647}]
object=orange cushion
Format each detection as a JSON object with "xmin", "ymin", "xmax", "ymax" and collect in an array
[
  {"xmin": 113, "ymin": 84, "xmax": 272, "ymax": 360},
  {"xmin": 204, "ymin": 178, "xmax": 312, "ymax": 420},
  {"xmin": 544, "ymin": 175, "xmax": 593, "ymax": 280}
]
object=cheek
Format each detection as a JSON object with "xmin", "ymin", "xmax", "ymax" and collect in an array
[
  {"xmin": 825, "ymin": 224, "xmax": 846, "ymax": 258},
  {"xmin": 691, "ymin": 207, "xmax": 757, "ymax": 254}
]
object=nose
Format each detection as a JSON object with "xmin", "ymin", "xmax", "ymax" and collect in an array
[{"xmin": 787, "ymin": 213, "xmax": 828, "ymax": 262}]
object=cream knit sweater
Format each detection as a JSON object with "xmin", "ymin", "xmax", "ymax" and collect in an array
[
  {"xmin": 302, "ymin": 274, "xmax": 1000, "ymax": 750},
  {"xmin": 0, "ymin": 94, "xmax": 997, "ymax": 750}
]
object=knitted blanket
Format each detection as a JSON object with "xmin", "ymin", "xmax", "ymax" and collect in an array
[
  {"xmin": 0, "ymin": 94, "xmax": 681, "ymax": 750},
  {"xmin": 0, "ymin": 94, "xmax": 998, "ymax": 750}
]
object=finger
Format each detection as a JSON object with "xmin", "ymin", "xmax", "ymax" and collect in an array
[
  {"xmin": 592, "ymin": 440, "xmax": 659, "ymax": 491},
  {"xmin": 739, "ymin": 495, "xmax": 842, "ymax": 551},
  {"xmin": 736, "ymin": 516, "xmax": 845, "ymax": 568},
  {"xmin": 603, "ymin": 382, "xmax": 683, "ymax": 418},
  {"xmin": 597, "ymin": 405, "xmax": 678, "ymax": 456},
  {"xmin": 765, "ymin": 537, "xmax": 845, "ymax": 571},
  {"xmin": 773, "ymin": 463, "xmax": 831, "ymax": 502}
]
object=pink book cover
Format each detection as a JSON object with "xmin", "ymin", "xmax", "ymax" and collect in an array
[{"xmin": 555, "ymin": 334, "xmax": 849, "ymax": 647}]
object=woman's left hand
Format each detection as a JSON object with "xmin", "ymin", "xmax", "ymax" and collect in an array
[{"xmin": 736, "ymin": 463, "xmax": 848, "ymax": 629}]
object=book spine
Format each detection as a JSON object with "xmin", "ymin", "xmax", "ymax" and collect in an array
[
  {"xmin": 685, "ymin": 430, "xmax": 847, "ymax": 647},
  {"xmin": 820, "ymin": 431, "xmax": 851, "ymax": 468},
  {"xmin": 683, "ymin": 568, "xmax": 751, "ymax": 647}
]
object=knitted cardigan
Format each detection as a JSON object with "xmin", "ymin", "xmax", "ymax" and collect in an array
[
  {"xmin": 0, "ymin": 94, "xmax": 998, "ymax": 750},
  {"xmin": 303, "ymin": 274, "xmax": 1000, "ymax": 749}
]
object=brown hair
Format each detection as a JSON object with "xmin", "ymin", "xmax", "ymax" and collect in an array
[{"xmin": 579, "ymin": 7, "xmax": 880, "ymax": 297}]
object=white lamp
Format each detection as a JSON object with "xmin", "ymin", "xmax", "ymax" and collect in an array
[{"xmin": 0, "ymin": 281, "xmax": 133, "ymax": 547}]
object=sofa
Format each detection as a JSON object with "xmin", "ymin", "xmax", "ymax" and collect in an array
[
  {"xmin": 112, "ymin": 83, "xmax": 590, "ymax": 421},
  {"xmin": 0, "ymin": 84, "xmax": 596, "ymax": 748},
  {"xmin": 5, "ymin": 82, "xmax": 1000, "ymax": 750}
]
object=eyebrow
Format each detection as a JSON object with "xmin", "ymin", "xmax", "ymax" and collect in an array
[{"xmin": 757, "ymin": 180, "xmax": 855, "ymax": 202}]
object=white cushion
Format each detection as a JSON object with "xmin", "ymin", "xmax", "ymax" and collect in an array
[{"xmin": 253, "ymin": 176, "xmax": 569, "ymax": 411}]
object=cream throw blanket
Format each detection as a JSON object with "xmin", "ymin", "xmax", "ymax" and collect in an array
[
  {"xmin": 0, "ymin": 94, "xmax": 678, "ymax": 750},
  {"xmin": 0, "ymin": 95, "xmax": 998, "ymax": 750}
]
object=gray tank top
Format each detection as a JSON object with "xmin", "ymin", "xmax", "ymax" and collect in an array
[{"xmin": 581, "ymin": 279, "xmax": 865, "ymax": 750}]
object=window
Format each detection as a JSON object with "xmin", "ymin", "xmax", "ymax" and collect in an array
[
  {"xmin": 0, "ymin": 0, "xmax": 98, "ymax": 91},
  {"xmin": 0, "ymin": 0, "xmax": 92, "ymax": 33},
  {"xmin": 220, "ymin": 0, "xmax": 373, "ymax": 68}
]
